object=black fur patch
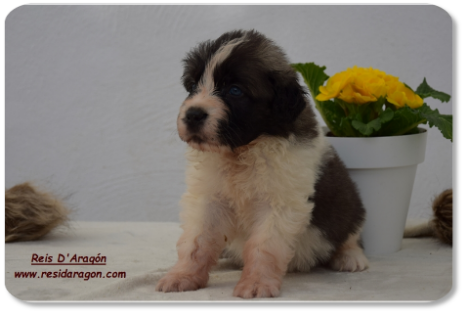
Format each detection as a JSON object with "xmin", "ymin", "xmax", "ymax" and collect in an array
[
  {"xmin": 181, "ymin": 30, "xmax": 316, "ymax": 149},
  {"xmin": 309, "ymin": 150, "xmax": 366, "ymax": 248},
  {"xmin": 181, "ymin": 30, "xmax": 246, "ymax": 93}
]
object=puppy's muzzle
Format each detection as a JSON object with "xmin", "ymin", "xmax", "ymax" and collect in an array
[{"xmin": 183, "ymin": 106, "xmax": 208, "ymax": 132}]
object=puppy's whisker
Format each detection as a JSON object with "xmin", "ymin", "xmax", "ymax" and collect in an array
[{"xmin": 169, "ymin": 129, "xmax": 178, "ymax": 138}]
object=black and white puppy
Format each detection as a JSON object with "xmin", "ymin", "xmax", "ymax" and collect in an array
[{"xmin": 156, "ymin": 30, "xmax": 369, "ymax": 299}]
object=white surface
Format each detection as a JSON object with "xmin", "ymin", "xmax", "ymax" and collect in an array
[
  {"xmin": 5, "ymin": 221, "xmax": 452, "ymax": 301},
  {"xmin": 5, "ymin": 5, "xmax": 452, "ymax": 222}
]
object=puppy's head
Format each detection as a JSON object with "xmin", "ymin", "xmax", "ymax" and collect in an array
[{"xmin": 177, "ymin": 30, "xmax": 311, "ymax": 152}]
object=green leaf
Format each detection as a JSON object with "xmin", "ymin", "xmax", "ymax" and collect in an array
[
  {"xmin": 320, "ymin": 101, "xmax": 354, "ymax": 137},
  {"xmin": 292, "ymin": 63, "xmax": 347, "ymax": 136},
  {"xmin": 335, "ymin": 97, "xmax": 387, "ymax": 123},
  {"xmin": 380, "ymin": 107, "xmax": 394, "ymax": 124},
  {"xmin": 405, "ymin": 127, "xmax": 421, "ymax": 135},
  {"xmin": 320, "ymin": 100, "xmax": 345, "ymax": 125},
  {"xmin": 338, "ymin": 116, "xmax": 360, "ymax": 137},
  {"xmin": 378, "ymin": 106, "xmax": 427, "ymax": 136},
  {"xmin": 419, "ymin": 104, "xmax": 453, "ymax": 141},
  {"xmin": 415, "ymin": 78, "xmax": 451, "ymax": 103},
  {"xmin": 369, "ymin": 96, "xmax": 388, "ymax": 116},
  {"xmin": 291, "ymin": 63, "xmax": 329, "ymax": 101},
  {"xmin": 377, "ymin": 104, "xmax": 452, "ymax": 140},
  {"xmin": 352, "ymin": 118, "xmax": 382, "ymax": 136}
]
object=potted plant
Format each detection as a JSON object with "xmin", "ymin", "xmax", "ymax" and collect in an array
[{"xmin": 293, "ymin": 63, "xmax": 452, "ymax": 255}]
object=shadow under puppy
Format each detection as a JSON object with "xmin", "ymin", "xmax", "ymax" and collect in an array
[{"xmin": 156, "ymin": 30, "xmax": 369, "ymax": 298}]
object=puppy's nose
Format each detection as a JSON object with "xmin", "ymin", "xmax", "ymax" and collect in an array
[{"xmin": 184, "ymin": 107, "xmax": 208, "ymax": 131}]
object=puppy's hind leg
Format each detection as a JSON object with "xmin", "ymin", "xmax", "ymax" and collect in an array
[{"xmin": 328, "ymin": 231, "xmax": 369, "ymax": 272}]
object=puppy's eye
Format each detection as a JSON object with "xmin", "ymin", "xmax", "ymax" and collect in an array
[
  {"xmin": 228, "ymin": 86, "xmax": 243, "ymax": 97},
  {"xmin": 191, "ymin": 84, "xmax": 198, "ymax": 93}
]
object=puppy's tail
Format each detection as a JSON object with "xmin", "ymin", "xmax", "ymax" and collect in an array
[
  {"xmin": 5, "ymin": 182, "xmax": 70, "ymax": 242},
  {"xmin": 404, "ymin": 189, "xmax": 452, "ymax": 245}
]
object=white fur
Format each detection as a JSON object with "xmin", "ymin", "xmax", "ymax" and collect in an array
[
  {"xmin": 200, "ymin": 36, "xmax": 246, "ymax": 93},
  {"xmin": 287, "ymin": 224, "xmax": 335, "ymax": 272},
  {"xmin": 179, "ymin": 128, "xmax": 332, "ymax": 271},
  {"xmin": 328, "ymin": 231, "xmax": 369, "ymax": 272}
]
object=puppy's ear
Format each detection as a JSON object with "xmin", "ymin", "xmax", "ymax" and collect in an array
[{"xmin": 270, "ymin": 73, "xmax": 307, "ymax": 124}]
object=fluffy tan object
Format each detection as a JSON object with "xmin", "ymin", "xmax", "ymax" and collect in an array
[
  {"xmin": 404, "ymin": 189, "xmax": 452, "ymax": 245},
  {"xmin": 431, "ymin": 189, "xmax": 452, "ymax": 245},
  {"xmin": 5, "ymin": 182, "xmax": 69, "ymax": 242}
]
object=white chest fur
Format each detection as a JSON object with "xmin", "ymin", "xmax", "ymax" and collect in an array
[
  {"xmin": 184, "ymin": 135, "xmax": 329, "ymax": 213},
  {"xmin": 180, "ymin": 133, "xmax": 332, "ymax": 264}
]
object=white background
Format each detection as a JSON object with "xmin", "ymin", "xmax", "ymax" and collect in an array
[{"xmin": 6, "ymin": 5, "xmax": 452, "ymax": 222}]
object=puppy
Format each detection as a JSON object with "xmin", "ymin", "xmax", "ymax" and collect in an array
[{"xmin": 156, "ymin": 30, "xmax": 369, "ymax": 299}]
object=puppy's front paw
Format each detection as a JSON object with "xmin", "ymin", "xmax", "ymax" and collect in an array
[
  {"xmin": 156, "ymin": 272, "xmax": 207, "ymax": 292},
  {"xmin": 233, "ymin": 277, "xmax": 281, "ymax": 298}
]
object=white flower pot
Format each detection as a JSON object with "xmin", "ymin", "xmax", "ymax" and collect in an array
[{"xmin": 324, "ymin": 127, "xmax": 427, "ymax": 255}]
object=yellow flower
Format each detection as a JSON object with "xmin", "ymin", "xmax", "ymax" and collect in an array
[
  {"xmin": 316, "ymin": 70, "xmax": 352, "ymax": 101},
  {"xmin": 316, "ymin": 66, "xmax": 387, "ymax": 103},
  {"xmin": 316, "ymin": 66, "xmax": 423, "ymax": 109},
  {"xmin": 386, "ymin": 81, "xmax": 424, "ymax": 109}
]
